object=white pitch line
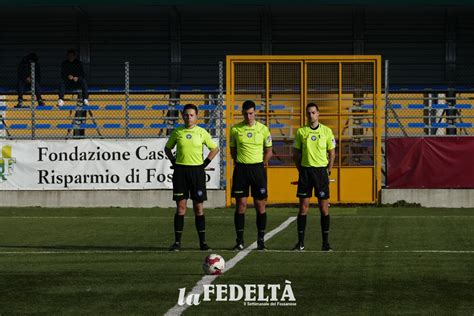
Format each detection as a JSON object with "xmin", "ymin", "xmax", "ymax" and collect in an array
[
  {"xmin": 163, "ymin": 216, "xmax": 297, "ymax": 316},
  {"xmin": 0, "ymin": 249, "xmax": 473, "ymax": 255},
  {"xmin": 264, "ymin": 250, "xmax": 474, "ymax": 254},
  {"xmin": 328, "ymin": 215, "xmax": 474, "ymax": 219}
]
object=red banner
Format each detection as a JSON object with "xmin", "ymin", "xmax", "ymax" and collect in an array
[{"xmin": 386, "ymin": 137, "xmax": 474, "ymax": 188}]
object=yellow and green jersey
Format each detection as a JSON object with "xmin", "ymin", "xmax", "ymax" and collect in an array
[
  {"xmin": 230, "ymin": 121, "xmax": 272, "ymax": 164},
  {"xmin": 165, "ymin": 125, "xmax": 217, "ymax": 166},
  {"xmin": 293, "ymin": 123, "xmax": 336, "ymax": 167}
]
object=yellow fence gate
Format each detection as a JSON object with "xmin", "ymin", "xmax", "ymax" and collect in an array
[{"xmin": 226, "ymin": 55, "xmax": 382, "ymax": 206}]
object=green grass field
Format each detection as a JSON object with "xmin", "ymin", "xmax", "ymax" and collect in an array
[{"xmin": 0, "ymin": 206, "xmax": 473, "ymax": 315}]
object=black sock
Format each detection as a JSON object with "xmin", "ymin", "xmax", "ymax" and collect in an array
[
  {"xmin": 174, "ymin": 214, "xmax": 184, "ymax": 243},
  {"xmin": 256, "ymin": 212, "xmax": 267, "ymax": 241},
  {"xmin": 234, "ymin": 212, "xmax": 245, "ymax": 243},
  {"xmin": 321, "ymin": 214, "xmax": 330, "ymax": 246},
  {"xmin": 195, "ymin": 215, "xmax": 206, "ymax": 244},
  {"xmin": 297, "ymin": 214, "xmax": 307, "ymax": 245}
]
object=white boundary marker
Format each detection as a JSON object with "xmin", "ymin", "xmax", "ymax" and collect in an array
[
  {"xmin": 264, "ymin": 250, "xmax": 474, "ymax": 254},
  {"xmin": 163, "ymin": 216, "xmax": 297, "ymax": 316}
]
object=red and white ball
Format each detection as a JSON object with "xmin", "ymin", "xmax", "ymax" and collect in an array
[{"xmin": 202, "ymin": 254, "xmax": 225, "ymax": 275}]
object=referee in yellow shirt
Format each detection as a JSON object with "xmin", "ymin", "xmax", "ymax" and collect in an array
[
  {"xmin": 293, "ymin": 103, "xmax": 336, "ymax": 251},
  {"xmin": 165, "ymin": 104, "xmax": 219, "ymax": 251},
  {"xmin": 230, "ymin": 100, "xmax": 273, "ymax": 250}
]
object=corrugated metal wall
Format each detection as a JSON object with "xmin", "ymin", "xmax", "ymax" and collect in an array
[
  {"xmin": 365, "ymin": 7, "xmax": 446, "ymax": 85},
  {"xmin": 0, "ymin": 5, "xmax": 473, "ymax": 89}
]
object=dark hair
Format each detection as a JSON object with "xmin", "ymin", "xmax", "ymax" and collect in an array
[
  {"xmin": 26, "ymin": 53, "xmax": 38, "ymax": 62},
  {"xmin": 306, "ymin": 103, "xmax": 319, "ymax": 111},
  {"xmin": 67, "ymin": 49, "xmax": 77, "ymax": 56},
  {"xmin": 182, "ymin": 103, "xmax": 198, "ymax": 114},
  {"xmin": 242, "ymin": 100, "xmax": 256, "ymax": 111}
]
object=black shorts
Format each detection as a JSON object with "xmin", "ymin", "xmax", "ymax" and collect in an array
[
  {"xmin": 231, "ymin": 162, "xmax": 268, "ymax": 200},
  {"xmin": 296, "ymin": 167, "xmax": 330, "ymax": 200},
  {"xmin": 172, "ymin": 164, "xmax": 207, "ymax": 202}
]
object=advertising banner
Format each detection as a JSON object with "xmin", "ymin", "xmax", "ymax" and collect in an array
[
  {"xmin": 386, "ymin": 137, "xmax": 474, "ymax": 188},
  {"xmin": 0, "ymin": 139, "xmax": 220, "ymax": 190}
]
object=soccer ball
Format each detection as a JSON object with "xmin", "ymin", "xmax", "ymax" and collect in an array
[{"xmin": 202, "ymin": 254, "xmax": 225, "ymax": 275}]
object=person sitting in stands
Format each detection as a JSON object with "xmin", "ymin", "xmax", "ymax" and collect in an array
[{"xmin": 58, "ymin": 49, "xmax": 89, "ymax": 106}]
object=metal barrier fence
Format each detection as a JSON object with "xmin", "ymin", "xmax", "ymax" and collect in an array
[
  {"xmin": 2, "ymin": 59, "xmax": 474, "ymax": 190},
  {"xmin": 384, "ymin": 60, "xmax": 474, "ymax": 138},
  {"xmin": 0, "ymin": 61, "xmax": 227, "ymax": 188},
  {"xmin": 385, "ymin": 92, "xmax": 474, "ymax": 137}
]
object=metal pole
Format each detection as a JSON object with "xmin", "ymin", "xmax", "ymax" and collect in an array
[
  {"xmin": 31, "ymin": 62, "xmax": 36, "ymax": 139},
  {"xmin": 446, "ymin": 89, "xmax": 457, "ymax": 135},
  {"xmin": 125, "ymin": 61, "xmax": 130, "ymax": 138},
  {"xmin": 218, "ymin": 61, "xmax": 225, "ymax": 190},
  {"xmin": 384, "ymin": 59, "xmax": 389, "ymax": 187}
]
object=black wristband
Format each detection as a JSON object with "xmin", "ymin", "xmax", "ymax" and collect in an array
[{"xmin": 203, "ymin": 158, "xmax": 211, "ymax": 167}]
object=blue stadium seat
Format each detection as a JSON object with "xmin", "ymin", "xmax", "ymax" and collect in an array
[
  {"xmin": 199, "ymin": 104, "xmax": 218, "ymax": 110},
  {"xmin": 82, "ymin": 106, "xmax": 99, "ymax": 111},
  {"xmin": 128, "ymin": 105, "xmax": 146, "ymax": 110},
  {"xmin": 105, "ymin": 105, "xmax": 123, "ymax": 110},
  {"xmin": 432, "ymin": 123, "xmax": 449, "ymax": 128},
  {"xmin": 11, "ymin": 124, "xmax": 28, "ymax": 129},
  {"xmin": 34, "ymin": 124, "xmax": 51, "ymax": 129},
  {"xmin": 128, "ymin": 123, "xmax": 144, "ymax": 128},
  {"xmin": 407, "ymin": 104, "xmax": 425, "ymax": 109},
  {"xmin": 59, "ymin": 106, "xmax": 76, "ymax": 111},
  {"xmin": 269, "ymin": 105, "xmax": 286, "ymax": 110},
  {"xmin": 151, "ymin": 105, "xmax": 168, "ymax": 110},
  {"xmin": 103, "ymin": 123, "xmax": 121, "ymax": 129},
  {"xmin": 271, "ymin": 141, "xmax": 291, "ymax": 146},
  {"xmin": 79, "ymin": 124, "xmax": 97, "ymax": 129},
  {"xmin": 455, "ymin": 122, "xmax": 472, "ymax": 128},
  {"xmin": 408, "ymin": 122, "xmax": 425, "ymax": 128}
]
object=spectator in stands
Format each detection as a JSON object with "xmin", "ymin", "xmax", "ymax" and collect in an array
[
  {"xmin": 165, "ymin": 104, "xmax": 219, "ymax": 251},
  {"xmin": 58, "ymin": 49, "xmax": 89, "ymax": 106},
  {"xmin": 16, "ymin": 53, "xmax": 45, "ymax": 107},
  {"xmin": 229, "ymin": 100, "xmax": 273, "ymax": 251},
  {"xmin": 292, "ymin": 103, "xmax": 336, "ymax": 251}
]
